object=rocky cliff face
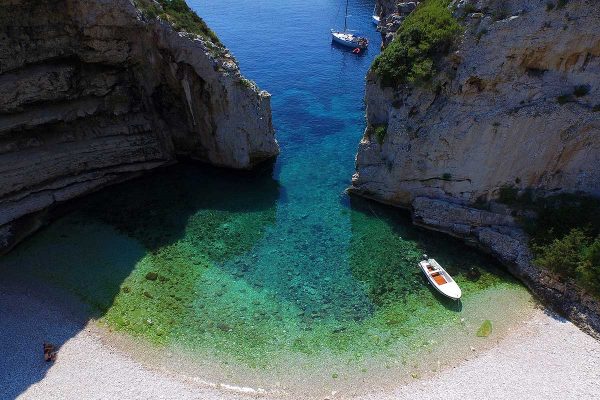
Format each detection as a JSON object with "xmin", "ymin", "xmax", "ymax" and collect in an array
[
  {"xmin": 353, "ymin": 0, "xmax": 600, "ymax": 334},
  {"xmin": 357, "ymin": 0, "xmax": 599, "ymax": 206},
  {"xmin": 0, "ymin": 0, "xmax": 279, "ymax": 253}
]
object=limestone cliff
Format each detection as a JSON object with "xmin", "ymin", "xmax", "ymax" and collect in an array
[
  {"xmin": 353, "ymin": 0, "xmax": 600, "ymax": 334},
  {"xmin": 0, "ymin": 0, "xmax": 279, "ymax": 253}
]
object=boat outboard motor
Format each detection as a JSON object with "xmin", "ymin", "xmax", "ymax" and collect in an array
[{"xmin": 422, "ymin": 254, "xmax": 428, "ymax": 261}]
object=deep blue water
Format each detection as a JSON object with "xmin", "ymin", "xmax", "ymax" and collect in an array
[{"xmin": 193, "ymin": 0, "xmax": 381, "ymax": 171}]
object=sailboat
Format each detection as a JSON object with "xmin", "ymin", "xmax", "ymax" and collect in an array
[
  {"xmin": 372, "ymin": 4, "xmax": 380, "ymax": 25},
  {"xmin": 331, "ymin": 0, "xmax": 369, "ymax": 50}
]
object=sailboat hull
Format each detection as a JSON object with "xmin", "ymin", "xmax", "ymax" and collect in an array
[
  {"xmin": 331, "ymin": 31, "xmax": 368, "ymax": 49},
  {"xmin": 331, "ymin": 0, "xmax": 368, "ymax": 50}
]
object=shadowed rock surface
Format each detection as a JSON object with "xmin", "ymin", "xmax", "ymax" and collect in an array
[{"xmin": 0, "ymin": 0, "xmax": 279, "ymax": 253}]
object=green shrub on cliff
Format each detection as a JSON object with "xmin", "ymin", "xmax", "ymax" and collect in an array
[
  {"xmin": 372, "ymin": 0, "xmax": 461, "ymax": 86},
  {"xmin": 527, "ymin": 194, "xmax": 600, "ymax": 245},
  {"xmin": 374, "ymin": 124, "xmax": 387, "ymax": 145},
  {"xmin": 496, "ymin": 190, "xmax": 600, "ymax": 297},
  {"xmin": 534, "ymin": 230, "xmax": 600, "ymax": 296},
  {"xmin": 533, "ymin": 228, "xmax": 590, "ymax": 277},
  {"xmin": 578, "ymin": 239, "xmax": 600, "ymax": 294},
  {"xmin": 135, "ymin": 0, "xmax": 222, "ymax": 45},
  {"xmin": 524, "ymin": 194, "xmax": 600, "ymax": 297}
]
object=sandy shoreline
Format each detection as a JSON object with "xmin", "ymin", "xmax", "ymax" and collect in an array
[{"xmin": 2, "ymin": 279, "xmax": 600, "ymax": 400}]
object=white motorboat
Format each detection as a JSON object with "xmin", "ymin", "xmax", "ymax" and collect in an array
[
  {"xmin": 331, "ymin": 0, "xmax": 369, "ymax": 50},
  {"xmin": 418, "ymin": 255, "xmax": 462, "ymax": 300}
]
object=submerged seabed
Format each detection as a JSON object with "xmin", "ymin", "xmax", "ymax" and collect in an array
[{"xmin": 2, "ymin": 164, "xmax": 534, "ymax": 397}]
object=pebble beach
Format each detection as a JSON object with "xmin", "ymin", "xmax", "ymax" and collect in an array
[{"xmin": 2, "ymin": 278, "xmax": 600, "ymax": 400}]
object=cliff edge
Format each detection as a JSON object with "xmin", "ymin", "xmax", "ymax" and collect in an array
[
  {"xmin": 353, "ymin": 0, "xmax": 600, "ymax": 335},
  {"xmin": 0, "ymin": 0, "xmax": 279, "ymax": 253}
]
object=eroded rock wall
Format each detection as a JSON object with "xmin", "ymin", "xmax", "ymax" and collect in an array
[
  {"xmin": 355, "ymin": 0, "xmax": 599, "ymax": 206},
  {"xmin": 0, "ymin": 0, "xmax": 279, "ymax": 252}
]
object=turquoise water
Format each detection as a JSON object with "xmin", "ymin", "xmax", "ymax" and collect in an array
[{"xmin": 0, "ymin": 0, "xmax": 535, "ymax": 396}]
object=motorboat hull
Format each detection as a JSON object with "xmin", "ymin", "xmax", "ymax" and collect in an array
[{"xmin": 419, "ymin": 259, "xmax": 462, "ymax": 300}]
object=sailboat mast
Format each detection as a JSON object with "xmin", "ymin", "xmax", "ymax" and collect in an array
[{"xmin": 344, "ymin": 0, "xmax": 348, "ymax": 31}]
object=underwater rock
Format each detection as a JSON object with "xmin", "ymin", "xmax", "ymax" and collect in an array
[
  {"xmin": 476, "ymin": 320, "xmax": 493, "ymax": 337},
  {"xmin": 145, "ymin": 272, "xmax": 159, "ymax": 281},
  {"xmin": 466, "ymin": 267, "xmax": 481, "ymax": 281},
  {"xmin": 217, "ymin": 323, "xmax": 232, "ymax": 332},
  {"xmin": 332, "ymin": 326, "xmax": 347, "ymax": 334},
  {"xmin": 43, "ymin": 342, "xmax": 57, "ymax": 362}
]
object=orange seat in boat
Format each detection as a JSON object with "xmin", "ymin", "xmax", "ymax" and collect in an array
[{"xmin": 431, "ymin": 272, "xmax": 447, "ymax": 285}]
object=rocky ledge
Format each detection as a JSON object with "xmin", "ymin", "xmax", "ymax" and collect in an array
[
  {"xmin": 353, "ymin": 0, "xmax": 600, "ymax": 335},
  {"xmin": 0, "ymin": 0, "xmax": 279, "ymax": 253}
]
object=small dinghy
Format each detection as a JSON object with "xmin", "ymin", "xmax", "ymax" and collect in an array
[{"xmin": 419, "ymin": 255, "xmax": 462, "ymax": 300}]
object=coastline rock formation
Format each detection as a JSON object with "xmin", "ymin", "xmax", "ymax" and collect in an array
[
  {"xmin": 0, "ymin": 0, "xmax": 279, "ymax": 253},
  {"xmin": 353, "ymin": 0, "xmax": 600, "ymax": 334}
]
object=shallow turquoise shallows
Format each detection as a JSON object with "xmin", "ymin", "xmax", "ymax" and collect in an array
[{"xmin": 1, "ymin": 0, "xmax": 535, "ymax": 396}]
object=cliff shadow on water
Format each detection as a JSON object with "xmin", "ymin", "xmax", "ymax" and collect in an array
[
  {"xmin": 345, "ymin": 194, "xmax": 520, "ymax": 312},
  {"xmin": 0, "ymin": 162, "xmax": 279, "ymax": 399}
]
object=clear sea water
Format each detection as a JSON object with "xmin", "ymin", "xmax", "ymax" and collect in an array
[{"xmin": 0, "ymin": 0, "xmax": 535, "ymax": 397}]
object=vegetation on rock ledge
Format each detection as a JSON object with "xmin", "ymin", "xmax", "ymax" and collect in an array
[
  {"xmin": 499, "ymin": 190, "xmax": 600, "ymax": 297},
  {"xmin": 529, "ymin": 195, "xmax": 600, "ymax": 297},
  {"xmin": 372, "ymin": 0, "xmax": 461, "ymax": 87},
  {"xmin": 135, "ymin": 0, "xmax": 222, "ymax": 45},
  {"xmin": 374, "ymin": 124, "xmax": 388, "ymax": 145}
]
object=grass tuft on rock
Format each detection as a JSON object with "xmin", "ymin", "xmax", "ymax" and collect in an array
[
  {"xmin": 371, "ymin": 0, "xmax": 462, "ymax": 87},
  {"xmin": 374, "ymin": 124, "xmax": 388, "ymax": 145},
  {"xmin": 239, "ymin": 77, "xmax": 256, "ymax": 89},
  {"xmin": 134, "ymin": 0, "xmax": 222, "ymax": 45},
  {"xmin": 557, "ymin": 94, "xmax": 571, "ymax": 105},
  {"xmin": 573, "ymin": 84, "xmax": 590, "ymax": 97}
]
